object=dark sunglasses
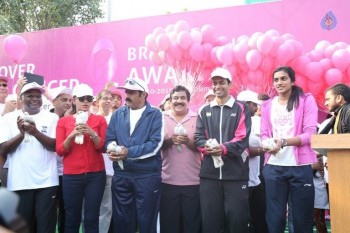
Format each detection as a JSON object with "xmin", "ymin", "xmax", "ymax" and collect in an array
[
  {"xmin": 0, "ymin": 83, "xmax": 8, "ymax": 87},
  {"xmin": 77, "ymin": 96, "xmax": 94, "ymax": 103},
  {"xmin": 125, "ymin": 79, "xmax": 145, "ymax": 92}
]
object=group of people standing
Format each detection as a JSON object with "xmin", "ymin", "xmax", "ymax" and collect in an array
[{"xmin": 0, "ymin": 65, "xmax": 349, "ymax": 233}]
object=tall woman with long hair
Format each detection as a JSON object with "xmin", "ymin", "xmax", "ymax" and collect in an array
[
  {"xmin": 56, "ymin": 84, "xmax": 107, "ymax": 233},
  {"xmin": 260, "ymin": 66, "xmax": 318, "ymax": 233}
]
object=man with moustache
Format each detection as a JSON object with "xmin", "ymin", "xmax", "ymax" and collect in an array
[
  {"xmin": 0, "ymin": 82, "xmax": 59, "ymax": 233},
  {"xmin": 160, "ymin": 85, "xmax": 201, "ymax": 233},
  {"xmin": 195, "ymin": 67, "xmax": 251, "ymax": 233},
  {"xmin": 323, "ymin": 83, "xmax": 350, "ymax": 133},
  {"xmin": 105, "ymin": 77, "xmax": 164, "ymax": 233}
]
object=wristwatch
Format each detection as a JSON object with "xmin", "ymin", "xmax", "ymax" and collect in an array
[
  {"xmin": 281, "ymin": 139, "xmax": 288, "ymax": 149},
  {"xmin": 90, "ymin": 132, "xmax": 98, "ymax": 139}
]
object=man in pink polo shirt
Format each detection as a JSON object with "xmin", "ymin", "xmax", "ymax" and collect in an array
[{"xmin": 160, "ymin": 85, "xmax": 201, "ymax": 233}]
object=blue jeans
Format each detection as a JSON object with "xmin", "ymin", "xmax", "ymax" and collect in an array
[
  {"xmin": 63, "ymin": 171, "xmax": 106, "ymax": 233},
  {"xmin": 263, "ymin": 164, "xmax": 314, "ymax": 233}
]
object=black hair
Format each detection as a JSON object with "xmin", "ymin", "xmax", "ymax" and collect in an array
[
  {"xmin": 325, "ymin": 83, "xmax": 350, "ymax": 103},
  {"xmin": 272, "ymin": 66, "xmax": 304, "ymax": 112},
  {"xmin": 258, "ymin": 93, "xmax": 270, "ymax": 101},
  {"xmin": 170, "ymin": 85, "xmax": 191, "ymax": 101}
]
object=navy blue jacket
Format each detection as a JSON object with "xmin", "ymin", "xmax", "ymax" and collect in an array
[{"xmin": 105, "ymin": 102, "xmax": 164, "ymax": 178}]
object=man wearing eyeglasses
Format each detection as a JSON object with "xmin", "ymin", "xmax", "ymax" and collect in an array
[
  {"xmin": 0, "ymin": 82, "xmax": 59, "ymax": 233},
  {"xmin": 105, "ymin": 77, "xmax": 164, "ymax": 233},
  {"xmin": 0, "ymin": 76, "xmax": 9, "ymax": 116}
]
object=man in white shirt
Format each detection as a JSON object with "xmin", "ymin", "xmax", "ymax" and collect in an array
[
  {"xmin": 50, "ymin": 86, "xmax": 73, "ymax": 233},
  {"xmin": 0, "ymin": 82, "xmax": 59, "ymax": 233},
  {"xmin": 237, "ymin": 90, "xmax": 269, "ymax": 233}
]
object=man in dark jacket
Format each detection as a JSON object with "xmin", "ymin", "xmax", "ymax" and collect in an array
[
  {"xmin": 105, "ymin": 77, "xmax": 164, "ymax": 233},
  {"xmin": 324, "ymin": 83, "xmax": 350, "ymax": 133},
  {"xmin": 195, "ymin": 67, "xmax": 251, "ymax": 233}
]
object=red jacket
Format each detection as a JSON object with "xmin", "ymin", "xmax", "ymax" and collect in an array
[{"xmin": 56, "ymin": 114, "xmax": 107, "ymax": 174}]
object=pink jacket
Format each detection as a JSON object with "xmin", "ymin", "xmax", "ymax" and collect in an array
[{"xmin": 260, "ymin": 93, "xmax": 318, "ymax": 165}]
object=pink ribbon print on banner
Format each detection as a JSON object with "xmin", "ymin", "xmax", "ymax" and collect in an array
[
  {"xmin": 89, "ymin": 38, "xmax": 117, "ymax": 91},
  {"xmin": 3, "ymin": 35, "xmax": 28, "ymax": 64}
]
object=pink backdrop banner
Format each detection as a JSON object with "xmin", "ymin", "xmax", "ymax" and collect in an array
[{"xmin": 0, "ymin": 0, "xmax": 349, "ymax": 108}]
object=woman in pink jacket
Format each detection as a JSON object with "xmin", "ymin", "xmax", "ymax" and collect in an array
[{"xmin": 260, "ymin": 66, "xmax": 318, "ymax": 233}]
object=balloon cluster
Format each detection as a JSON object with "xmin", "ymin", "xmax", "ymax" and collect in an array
[
  {"xmin": 145, "ymin": 21, "xmax": 350, "ymax": 110},
  {"xmin": 2, "ymin": 35, "xmax": 28, "ymax": 64},
  {"xmin": 292, "ymin": 40, "xmax": 350, "ymax": 109},
  {"xmin": 211, "ymin": 29, "xmax": 303, "ymax": 96},
  {"xmin": 145, "ymin": 20, "xmax": 223, "ymax": 94}
]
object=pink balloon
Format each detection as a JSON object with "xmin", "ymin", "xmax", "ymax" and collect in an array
[
  {"xmin": 248, "ymin": 32, "xmax": 263, "ymax": 49},
  {"xmin": 246, "ymin": 49, "xmax": 263, "ymax": 71},
  {"xmin": 201, "ymin": 24, "xmax": 215, "ymax": 43},
  {"xmin": 165, "ymin": 24, "xmax": 174, "ymax": 33},
  {"xmin": 325, "ymin": 68, "xmax": 343, "ymax": 86},
  {"xmin": 166, "ymin": 31, "xmax": 177, "ymax": 43},
  {"xmin": 305, "ymin": 62, "xmax": 323, "ymax": 82},
  {"xmin": 276, "ymin": 43, "xmax": 295, "ymax": 65},
  {"xmin": 293, "ymin": 56, "xmax": 311, "ymax": 75},
  {"xmin": 265, "ymin": 29, "xmax": 280, "ymax": 37},
  {"xmin": 286, "ymin": 40, "xmax": 303, "ymax": 58},
  {"xmin": 331, "ymin": 49, "xmax": 350, "ymax": 72},
  {"xmin": 3, "ymin": 35, "xmax": 28, "ymax": 64},
  {"xmin": 174, "ymin": 20, "xmax": 190, "ymax": 33},
  {"xmin": 210, "ymin": 47, "xmax": 221, "ymax": 65},
  {"xmin": 324, "ymin": 44, "xmax": 339, "ymax": 59},
  {"xmin": 257, "ymin": 34, "xmax": 273, "ymax": 55},
  {"xmin": 334, "ymin": 41, "xmax": 348, "ymax": 49},
  {"xmin": 315, "ymin": 40, "xmax": 331, "ymax": 52},
  {"xmin": 190, "ymin": 29, "xmax": 202, "ymax": 44},
  {"xmin": 234, "ymin": 42, "xmax": 249, "ymax": 64},
  {"xmin": 152, "ymin": 27, "xmax": 165, "ymax": 38},
  {"xmin": 156, "ymin": 34, "xmax": 171, "ymax": 51},
  {"xmin": 281, "ymin": 33, "xmax": 295, "ymax": 41},
  {"xmin": 217, "ymin": 45, "xmax": 234, "ymax": 66},
  {"xmin": 215, "ymin": 36, "xmax": 230, "ymax": 46},
  {"xmin": 237, "ymin": 35, "xmax": 249, "ymax": 44},
  {"xmin": 307, "ymin": 50, "xmax": 324, "ymax": 62},
  {"xmin": 319, "ymin": 58, "xmax": 333, "ymax": 74},
  {"xmin": 177, "ymin": 31, "xmax": 193, "ymax": 50},
  {"xmin": 189, "ymin": 43, "xmax": 204, "ymax": 62},
  {"xmin": 270, "ymin": 36, "xmax": 284, "ymax": 57},
  {"xmin": 168, "ymin": 42, "xmax": 183, "ymax": 60},
  {"xmin": 145, "ymin": 34, "xmax": 159, "ymax": 52}
]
